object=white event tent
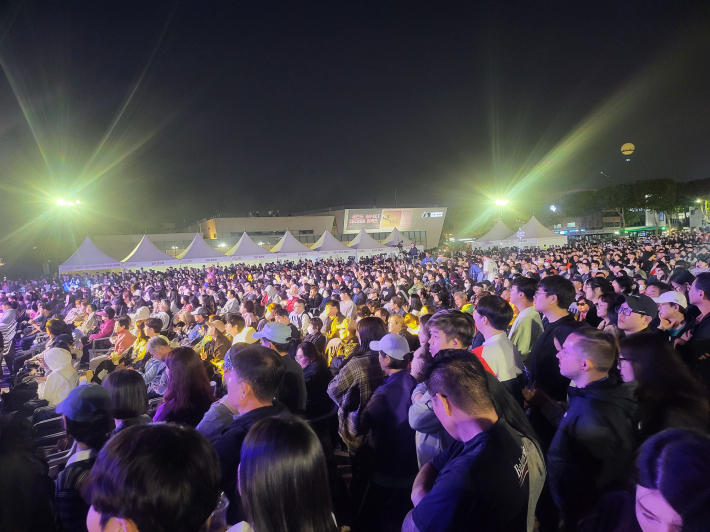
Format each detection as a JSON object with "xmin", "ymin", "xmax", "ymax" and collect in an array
[
  {"xmin": 383, "ymin": 228, "xmax": 413, "ymax": 248},
  {"xmin": 59, "ymin": 237, "xmax": 122, "ymax": 273},
  {"xmin": 498, "ymin": 216, "xmax": 568, "ymax": 248},
  {"xmin": 121, "ymin": 235, "xmax": 179, "ymax": 270},
  {"xmin": 227, "ymin": 233, "xmax": 276, "ymax": 264},
  {"xmin": 348, "ymin": 229, "xmax": 389, "ymax": 257},
  {"xmin": 311, "ymin": 230, "xmax": 354, "ymax": 259},
  {"xmin": 271, "ymin": 231, "xmax": 319, "ymax": 261},
  {"xmin": 177, "ymin": 234, "xmax": 229, "ymax": 266},
  {"xmin": 474, "ymin": 220, "xmax": 515, "ymax": 247}
]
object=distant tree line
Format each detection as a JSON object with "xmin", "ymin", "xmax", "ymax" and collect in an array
[{"xmin": 559, "ymin": 178, "xmax": 710, "ymax": 229}]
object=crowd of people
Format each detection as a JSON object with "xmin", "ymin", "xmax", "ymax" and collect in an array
[{"xmin": 1, "ymin": 231, "xmax": 710, "ymax": 532}]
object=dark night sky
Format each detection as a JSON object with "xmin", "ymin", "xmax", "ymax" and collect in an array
[{"xmin": 0, "ymin": 0, "xmax": 709, "ymax": 249}]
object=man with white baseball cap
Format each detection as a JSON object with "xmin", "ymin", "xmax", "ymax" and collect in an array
[
  {"xmin": 253, "ymin": 322, "xmax": 306, "ymax": 415},
  {"xmin": 358, "ymin": 333, "xmax": 418, "ymax": 529},
  {"xmin": 653, "ymin": 290, "xmax": 690, "ymax": 342}
]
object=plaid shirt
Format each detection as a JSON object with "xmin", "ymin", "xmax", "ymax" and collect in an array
[{"xmin": 327, "ymin": 350, "xmax": 385, "ymax": 452}]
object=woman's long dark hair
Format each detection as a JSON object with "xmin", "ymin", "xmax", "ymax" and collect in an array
[
  {"xmin": 620, "ymin": 335, "xmax": 709, "ymax": 403},
  {"xmin": 353, "ymin": 317, "xmax": 388, "ymax": 357},
  {"xmin": 635, "ymin": 429, "xmax": 710, "ymax": 532},
  {"xmin": 201, "ymin": 294, "xmax": 217, "ymax": 316},
  {"xmin": 163, "ymin": 347, "xmax": 215, "ymax": 412},
  {"xmin": 240, "ymin": 415, "xmax": 337, "ymax": 532}
]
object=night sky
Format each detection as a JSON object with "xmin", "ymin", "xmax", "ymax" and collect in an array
[{"xmin": 0, "ymin": 1, "xmax": 709, "ymax": 258}]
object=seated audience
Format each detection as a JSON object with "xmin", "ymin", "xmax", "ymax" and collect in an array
[
  {"xmin": 102, "ymin": 370, "xmax": 151, "ymax": 435},
  {"xmin": 153, "ymin": 347, "xmax": 215, "ymax": 427}
]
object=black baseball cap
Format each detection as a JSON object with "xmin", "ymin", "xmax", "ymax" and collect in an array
[{"xmin": 623, "ymin": 294, "xmax": 658, "ymax": 318}]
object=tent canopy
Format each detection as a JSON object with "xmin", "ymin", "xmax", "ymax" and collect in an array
[
  {"xmin": 383, "ymin": 228, "xmax": 413, "ymax": 248},
  {"xmin": 348, "ymin": 229, "xmax": 389, "ymax": 253},
  {"xmin": 271, "ymin": 231, "xmax": 318, "ymax": 257},
  {"xmin": 227, "ymin": 233, "xmax": 273, "ymax": 261},
  {"xmin": 517, "ymin": 216, "xmax": 559, "ymax": 239},
  {"xmin": 59, "ymin": 237, "xmax": 121, "ymax": 273},
  {"xmin": 122, "ymin": 236, "xmax": 179, "ymax": 269},
  {"xmin": 312, "ymin": 230, "xmax": 352, "ymax": 254},
  {"xmin": 477, "ymin": 220, "xmax": 515, "ymax": 243},
  {"xmin": 177, "ymin": 234, "xmax": 228, "ymax": 264}
]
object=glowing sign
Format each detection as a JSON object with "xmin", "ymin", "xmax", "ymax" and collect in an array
[
  {"xmin": 346, "ymin": 209, "xmax": 381, "ymax": 230},
  {"xmin": 422, "ymin": 212, "xmax": 444, "ymax": 218}
]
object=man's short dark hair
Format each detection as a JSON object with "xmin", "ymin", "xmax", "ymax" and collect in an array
[
  {"xmin": 87, "ymin": 304, "xmax": 97, "ymax": 312},
  {"xmin": 83, "ymin": 424, "xmax": 221, "ymax": 532},
  {"xmin": 692, "ymin": 272, "xmax": 710, "ymax": 302},
  {"xmin": 104, "ymin": 307, "xmax": 116, "ymax": 320},
  {"xmin": 144, "ymin": 318, "xmax": 163, "ymax": 333},
  {"xmin": 511, "ymin": 276, "xmax": 538, "ymax": 302},
  {"xmin": 116, "ymin": 315, "xmax": 131, "ymax": 329},
  {"xmin": 325, "ymin": 300, "xmax": 340, "ymax": 310},
  {"xmin": 475, "ymin": 295, "xmax": 514, "ymax": 331},
  {"xmin": 226, "ymin": 313, "xmax": 245, "ymax": 332},
  {"xmin": 274, "ymin": 308, "xmax": 290, "ymax": 319},
  {"xmin": 539, "ymin": 276, "xmax": 576, "ymax": 310},
  {"xmin": 47, "ymin": 318, "xmax": 67, "ymax": 337},
  {"xmin": 645, "ymin": 281, "xmax": 672, "ymax": 294},
  {"xmin": 230, "ymin": 345, "xmax": 286, "ymax": 402},
  {"xmin": 64, "ymin": 416, "xmax": 114, "ymax": 450},
  {"xmin": 426, "ymin": 310, "xmax": 475, "ymax": 348},
  {"xmin": 423, "ymin": 349, "xmax": 493, "ymax": 414},
  {"xmin": 294, "ymin": 298, "xmax": 306, "ymax": 307}
]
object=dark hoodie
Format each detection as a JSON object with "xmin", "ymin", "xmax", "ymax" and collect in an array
[{"xmin": 547, "ymin": 375, "xmax": 637, "ymax": 531}]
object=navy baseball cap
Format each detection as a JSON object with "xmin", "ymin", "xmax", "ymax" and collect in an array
[{"xmin": 56, "ymin": 384, "xmax": 112, "ymax": 422}]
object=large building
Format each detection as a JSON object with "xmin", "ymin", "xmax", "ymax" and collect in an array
[{"xmin": 90, "ymin": 205, "xmax": 447, "ymax": 261}]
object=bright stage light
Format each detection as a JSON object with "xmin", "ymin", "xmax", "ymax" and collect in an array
[
  {"xmin": 67, "ymin": 201, "xmax": 74, "ymax": 206},
  {"xmin": 56, "ymin": 199, "xmax": 66, "ymax": 206},
  {"xmin": 494, "ymin": 199, "xmax": 509, "ymax": 206},
  {"xmin": 550, "ymin": 205, "xmax": 557, "ymax": 212}
]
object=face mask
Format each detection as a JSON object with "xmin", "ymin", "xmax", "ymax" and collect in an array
[{"xmin": 307, "ymin": 326, "xmax": 314, "ymax": 335}]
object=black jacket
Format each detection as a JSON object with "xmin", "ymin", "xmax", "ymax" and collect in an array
[
  {"xmin": 528, "ymin": 313, "xmax": 576, "ymax": 401},
  {"xmin": 213, "ymin": 402, "xmax": 287, "ymax": 524},
  {"xmin": 676, "ymin": 305, "xmax": 710, "ymax": 391},
  {"xmin": 303, "ymin": 360, "xmax": 334, "ymax": 419},
  {"xmin": 547, "ymin": 375, "xmax": 637, "ymax": 529}
]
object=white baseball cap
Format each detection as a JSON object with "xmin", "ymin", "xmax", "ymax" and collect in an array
[
  {"xmin": 370, "ymin": 333, "xmax": 410, "ymax": 360},
  {"xmin": 652, "ymin": 291, "xmax": 687, "ymax": 308}
]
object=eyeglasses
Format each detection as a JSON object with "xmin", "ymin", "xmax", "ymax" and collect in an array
[{"xmin": 616, "ymin": 307, "xmax": 646, "ymax": 317}]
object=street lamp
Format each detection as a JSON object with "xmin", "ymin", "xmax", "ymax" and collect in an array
[
  {"xmin": 56, "ymin": 198, "xmax": 81, "ymax": 207},
  {"xmin": 494, "ymin": 199, "xmax": 509, "ymax": 206},
  {"xmin": 550, "ymin": 205, "xmax": 557, "ymax": 212}
]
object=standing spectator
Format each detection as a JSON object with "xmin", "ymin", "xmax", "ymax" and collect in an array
[
  {"xmin": 676, "ymin": 272, "xmax": 710, "ymax": 391},
  {"xmin": 295, "ymin": 341, "xmax": 333, "ymax": 421},
  {"xmin": 616, "ymin": 295, "xmax": 657, "ymax": 337},
  {"xmin": 508, "ymin": 276, "xmax": 543, "ymax": 361},
  {"xmin": 548, "ymin": 328, "xmax": 636, "ymax": 531},
  {"xmin": 56, "ymin": 385, "xmax": 114, "ymax": 532},
  {"xmin": 153, "ymin": 347, "xmax": 215, "ymax": 427},
  {"xmin": 403, "ymin": 351, "xmax": 530, "ymax": 532},
  {"xmin": 472, "ymin": 295, "xmax": 525, "ymax": 405},
  {"xmin": 232, "ymin": 416, "xmax": 338, "ymax": 532},
  {"xmin": 327, "ymin": 317, "xmax": 388, "ymax": 454},
  {"xmin": 618, "ymin": 334, "xmax": 709, "ymax": 441},
  {"xmin": 212, "ymin": 346, "xmax": 286, "ymax": 524},
  {"xmin": 580, "ymin": 429, "xmax": 710, "ymax": 532},
  {"xmin": 83, "ymin": 424, "xmax": 221, "ymax": 532},
  {"xmin": 358, "ymin": 333, "xmax": 418, "ymax": 531},
  {"xmin": 253, "ymin": 322, "xmax": 307, "ymax": 415}
]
